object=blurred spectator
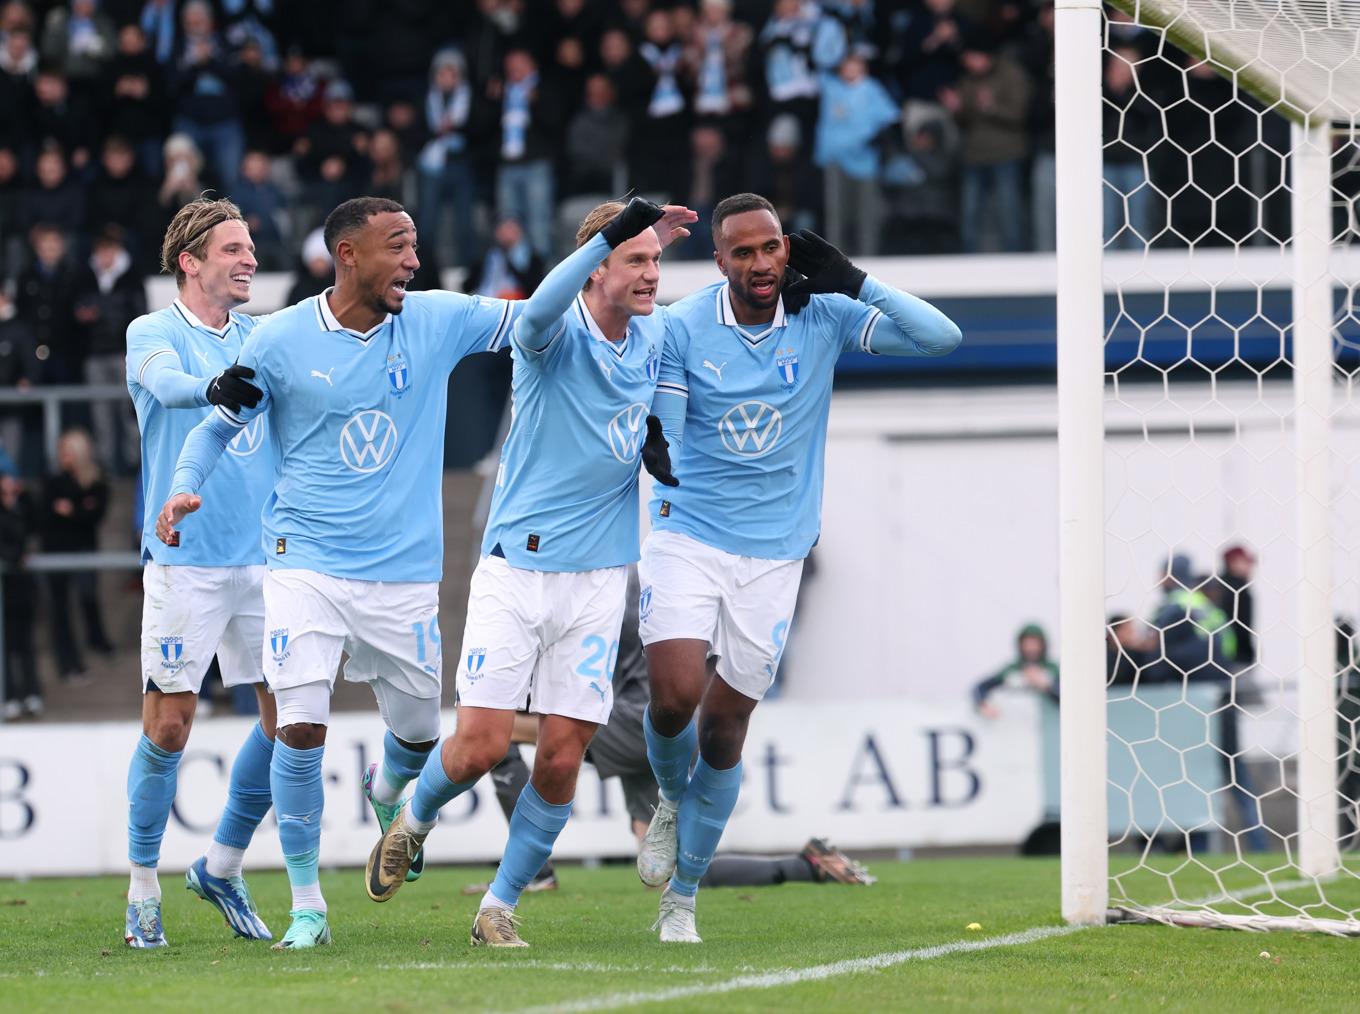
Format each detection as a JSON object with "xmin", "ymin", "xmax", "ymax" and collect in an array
[
  {"xmin": 942, "ymin": 40, "xmax": 1030, "ymax": 253},
  {"xmin": 681, "ymin": 123, "xmax": 738, "ymax": 259},
  {"xmin": 756, "ymin": 0, "xmax": 821, "ymax": 136},
  {"xmin": 534, "ymin": 0, "xmax": 599, "ymax": 105},
  {"xmin": 763, "ymin": 112, "xmax": 820, "ymax": 236},
  {"xmin": 0, "ymin": 289, "xmax": 37, "ymax": 469},
  {"xmin": 1337, "ymin": 619, "xmax": 1360, "ymax": 847},
  {"xmin": 1219, "ymin": 545, "xmax": 1258, "ymax": 667},
  {"xmin": 464, "ymin": 0, "xmax": 519, "ymax": 96},
  {"xmin": 0, "ymin": 465, "xmax": 39, "ymax": 719},
  {"xmin": 1106, "ymin": 613, "xmax": 1154, "ymax": 685},
  {"xmin": 285, "ymin": 226, "xmax": 332, "ymax": 305},
  {"xmin": 0, "ymin": 27, "xmax": 36, "ymax": 148},
  {"xmin": 634, "ymin": 9, "xmax": 691, "ymax": 200},
  {"xmin": 0, "ymin": 145, "xmax": 20, "ymax": 273},
  {"xmin": 974, "ymin": 622, "xmax": 1059, "ymax": 718},
  {"xmin": 599, "ymin": 27, "xmax": 651, "ymax": 149},
  {"xmin": 219, "ymin": 0, "xmax": 279, "ymax": 71},
  {"xmin": 23, "ymin": 142, "xmax": 85, "ymax": 238},
  {"xmin": 891, "ymin": 0, "xmax": 971, "ymax": 102},
  {"xmin": 417, "ymin": 48, "xmax": 481, "ymax": 270},
  {"xmin": 685, "ymin": 0, "xmax": 753, "ymax": 125},
  {"xmin": 39, "ymin": 0, "xmax": 116, "ymax": 98},
  {"xmin": 82, "ymin": 227, "xmax": 145, "ymax": 473},
  {"xmin": 366, "ymin": 128, "xmax": 407, "ymax": 205},
  {"xmin": 30, "ymin": 66, "xmax": 97, "ymax": 173},
  {"xmin": 815, "ymin": 51, "xmax": 899, "ymax": 256},
  {"xmin": 295, "ymin": 79, "xmax": 369, "ymax": 227},
  {"xmin": 41, "ymin": 427, "xmax": 113, "ymax": 683},
  {"xmin": 234, "ymin": 148, "xmax": 288, "ymax": 268},
  {"xmin": 880, "ymin": 101, "xmax": 960, "ymax": 255},
  {"xmin": 0, "ymin": 22, "xmax": 36, "ymax": 77},
  {"xmin": 15, "ymin": 222, "xmax": 95, "ymax": 385},
  {"xmin": 1020, "ymin": 1, "xmax": 1056, "ymax": 251},
  {"xmin": 463, "ymin": 215, "xmax": 544, "ymax": 301},
  {"xmin": 170, "ymin": 0, "xmax": 243, "ymax": 191},
  {"xmin": 139, "ymin": 0, "xmax": 179, "ymax": 65},
  {"xmin": 157, "ymin": 132, "xmax": 206, "ymax": 215},
  {"xmin": 107, "ymin": 22, "xmax": 169, "ymax": 178},
  {"xmin": 86, "ymin": 135, "xmax": 160, "ymax": 273},
  {"xmin": 232, "ymin": 37, "xmax": 274, "ymax": 153},
  {"xmin": 495, "ymin": 48, "xmax": 559, "ymax": 258},
  {"xmin": 814, "ymin": 0, "xmax": 876, "ymax": 71},
  {"xmin": 1103, "ymin": 45, "xmax": 1159, "ymax": 249},
  {"xmin": 262, "ymin": 44, "xmax": 323, "ymax": 155},
  {"xmin": 1146, "ymin": 553, "xmax": 1235, "ymax": 684},
  {"xmin": 383, "ymin": 99, "xmax": 426, "ymax": 163},
  {"xmin": 564, "ymin": 73, "xmax": 629, "ymax": 197}
]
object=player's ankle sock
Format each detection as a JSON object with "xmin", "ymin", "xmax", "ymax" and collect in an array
[
  {"xmin": 284, "ymin": 848, "xmax": 326, "ymax": 914},
  {"xmin": 127, "ymin": 734, "xmax": 182, "ymax": 872},
  {"xmin": 644, "ymin": 709, "xmax": 697, "ymax": 802},
  {"xmin": 208, "ymin": 722, "xmax": 274, "ymax": 876},
  {"xmin": 409, "ymin": 748, "xmax": 477, "ymax": 831},
  {"xmin": 128, "ymin": 863, "xmax": 160, "ymax": 902},
  {"xmin": 479, "ymin": 889, "xmax": 514, "ymax": 913},
  {"xmin": 271, "ymin": 741, "xmax": 326, "ymax": 912},
  {"xmin": 374, "ymin": 730, "xmax": 431, "ymax": 805},
  {"xmin": 670, "ymin": 756, "xmax": 743, "ymax": 897},
  {"xmin": 486, "ymin": 784, "xmax": 572, "ymax": 907}
]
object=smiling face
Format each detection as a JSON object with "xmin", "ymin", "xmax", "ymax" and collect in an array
[
  {"xmin": 592, "ymin": 229, "xmax": 662, "ymax": 319},
  {"xmin": 714, "ymin": 209, "xmax": 788, "ymax": 318},
  {"xmin": 183, "ymin": 219, "xmax": 256, "ymax": 309},
  {"xmin": 345, "ymin": 210, "xmax": 419, "ymax": 316}
]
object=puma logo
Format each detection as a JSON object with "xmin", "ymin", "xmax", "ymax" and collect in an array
[
  {"xmin": 596, "ymin": 358, "xmax": 614, "ymax": 380},
  {"xmin": 310, "ymin": 367, "xmax": 335, "ymax": 387},
  {"xmin": 193, "ymin": 348, "xmax": 211, "ymax": 367},
  {"xmin": 702, "ymin": 360, "xmax": 726, "ymax": 382}
]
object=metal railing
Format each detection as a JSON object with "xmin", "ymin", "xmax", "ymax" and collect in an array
[{"xmin": 0, "ymin": 383, "xmax": 131, "ymax": 469}]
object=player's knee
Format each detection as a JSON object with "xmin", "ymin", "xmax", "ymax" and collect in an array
[
  {"xmin": 277, "ymin": 722, "xmax": 327, "ymax": 749},
  {"xmin": 146, "ymin": 715, "xmax": 191, "ymax": 752},
  {"xmin": 446, "ymin": 739, "xmax": 506, "ymax": 783},
  {"xmin": 533, "ymin": 743, "xmax": 586, "ymax": 793}
]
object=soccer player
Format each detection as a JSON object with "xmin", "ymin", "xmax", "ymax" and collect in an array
[
  {"xmin": 636, "ymin": 193, "xmax": 961, "ymax": 942},
  {"xmin": 363, "ymin": 197, "xmax": 696, "ymax": 948},
  {"xmin": 124, "ymin": 198, "xmax": 276, "ymax": 947},
  {"xmin": 156, "ymin": 197, "xmax": 519, "ymax": 950}
]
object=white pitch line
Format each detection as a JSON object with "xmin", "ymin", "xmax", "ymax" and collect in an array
[{"xmin": 510, "ymin": 924, "xmax": 1085, "ymax": 1014}]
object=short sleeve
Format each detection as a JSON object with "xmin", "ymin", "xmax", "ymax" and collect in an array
[
  {"xmin": 422, "ymin": 290, "xmax": 520, "ymax": 373},
  {"xmin": 816, "ymin": 294, "xmax": 880, "ymax": 356}
]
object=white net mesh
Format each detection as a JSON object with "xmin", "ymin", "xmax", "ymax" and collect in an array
[{"xmin": 1099, "ymin": 0, "xmax": 1360, "ymax": 932}]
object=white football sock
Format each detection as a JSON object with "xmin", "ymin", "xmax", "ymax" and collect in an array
[
  {"xmin": 480, "ymin": 889, "xmax": 515, "ymax": 913},
  {"xmin": 128, "ymin": 864, "xmax": 160, "ymax": 902},
  {"xmin": 205, "ymin": 842, "xmax": 246, "ymax": 880},
  {"xmin": 291, "ymin": 882, "xmax": 327, "ymax": 913}
]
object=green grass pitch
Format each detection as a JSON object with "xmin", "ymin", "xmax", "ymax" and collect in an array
[{"xmin": 2, "ymin": 857, "xmax": 1356, "ymax": 1012}]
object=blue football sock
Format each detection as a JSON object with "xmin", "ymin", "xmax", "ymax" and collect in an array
[
  {"xmin": 488, "ymin": 785, "xmax": 572, "ymax": 908},
  {"xmin": 127, "ymin": 734, "xmax": 183, "ymax": 867},
  {"xmin": 644, "ymin": 709, "xmax": 697, "ymax": 802},
  {"xmin": 409, "ymin": 747, "xmax": 477, "ymax": 825},
  {"xmin": 271, "ymin": 740, "xmax": 326, "ymax": 910},
  {"xmin": 214, "ymin": 722, "xmax": 274, "ymax": 850},
  {"xmin": 669, "ymin": 756, "xmax": 744, "ymax": 898},
  {"xmin": 379, "ymin": 730, "xmax": 431, "ymax": 799}
]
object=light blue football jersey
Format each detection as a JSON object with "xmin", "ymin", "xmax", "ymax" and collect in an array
[
  {"xmin": 206, "ymin": 289, "xmax": 516, "ymax": 582},
  {"xmin": 651, "ymin": 280, "xmax": 958, "ymax": 559},
  {"xmin": 126, "ymin": 300, "xmax": 274, "ymax": 567},
  {"xmin": 483, "ymin": 292, "xmax": 664, "ymax": 571}
]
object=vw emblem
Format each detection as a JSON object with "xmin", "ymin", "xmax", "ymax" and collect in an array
[
  {"xmin": 607, "ymin": 402, "xmax": 649, "ymax": 464},
  {"xmin": 226, "ymin": 415, "xmax": 266, "ymax": 457},
  {"xmin": 718, "ymin": 400, "xmax": 782, "ymax": 457},
  {"xmin": 339, "ymin": 409, "xmax": 399, "ymax": 473}
]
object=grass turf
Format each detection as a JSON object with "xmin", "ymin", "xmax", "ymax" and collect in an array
[{"xmin": 2, "ymin": 857, "xmax": 1356, "ymax": 1012}]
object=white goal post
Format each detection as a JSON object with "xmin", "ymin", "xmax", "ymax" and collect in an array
[{"xmin": 1056, "ymin": 0, "xmax": 1360, "ymax": 933}]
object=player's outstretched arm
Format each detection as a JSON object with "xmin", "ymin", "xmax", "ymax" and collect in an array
[
  {"xmin": 130, "ymin": 326, "xmax": 264, "ymax": 410},
  {"xmin": 785, "ymin": 229, "xmax": 962, "ymax": 357},
  {"xmin": 515, "ymin": 197, "xmax": 670, "ymax": 354},
  {"xmin": 156, "ymin": 409, "xmax": 242, "ymax": 544}
]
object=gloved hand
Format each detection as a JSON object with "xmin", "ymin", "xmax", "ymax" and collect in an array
[
  {"xmin": 779, "ymin": 264, "xmax": 812, "ymax": 314},
  {"xmin": 601, "ymin": 197, "xmax": 666, "ymax": 248},
  {"xmin": 783, "ymin": 229, "xmax": 868, "ymax": 301},
  {"xmin": 205, "ymin": 363, "xmax": 262, "ymax": 414},
  {"xmin": 640, "ymin": 415, "xmax": 679, "ymax": 487}
]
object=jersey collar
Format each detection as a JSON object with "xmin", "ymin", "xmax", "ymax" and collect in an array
[
  {"xmin": 716, "ymin": 283, "xmax": 787, "ymax": 345},
  {"xmin": 172, "ymin": 298, "xmax": 232, "ymax": 340},
  {"xmin": 315, "ymin": 288, "xmax": 392, "ymax": 342},
  {"xmin": 574, "ymin": 293, "xmax": 630, "ymax": 358}
]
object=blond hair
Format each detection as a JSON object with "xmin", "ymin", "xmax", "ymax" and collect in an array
[
  {"xmin": 160, "ymin": 197, "xmax": 246, "ymax": 288},
  {"xmin": 58, "ymin": 428, "xmax": 101, "ymax": 487},
  {"xmin": 575, "ymin": 200, "xmax": 626, "ymax": 291}
]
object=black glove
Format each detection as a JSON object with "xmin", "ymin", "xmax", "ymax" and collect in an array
[
  {"xmin": 600, "ymin": 196, "xmax": 665, "ymax": 248},
  {"xmin": 640, "ymin": 415, "xmax": 679, "ymax": 487},
  {"xmin": 784, "ymin": 229, "xmax": 868, "ymax": 302},
  {"xmin": 205, "ymin": 363, "xmax": 262, "ymax": 414},
  {"xmin": 779, "ymin": 264, "xmax": 812, "ymax": 315}
]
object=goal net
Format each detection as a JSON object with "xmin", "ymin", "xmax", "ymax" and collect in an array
[{"xmin": 1056, "ymin": 0, "xmax": 1360, "ymax": 934}]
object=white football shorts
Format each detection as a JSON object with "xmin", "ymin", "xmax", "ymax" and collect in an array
[
  {"xmin": 455, "ymin": 555, "xmax": 627, "ymax": 725},
  {"xmin": 637, "ymin": 530, "xmax": 803, "ymax": 701},
  {"xmin": 262, "ymin": 568, "xmax": 442, "ymax": 700},
  {"xmin": 140, "ymin": 562, "xmax": 265, "ymax": 694}
]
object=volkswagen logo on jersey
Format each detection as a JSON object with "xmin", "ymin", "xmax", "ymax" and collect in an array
[
  {"xmin": 339, "ymin": 409, "xmax": 399, "ymax": 473},
  {"xmin": 386, "ymin": 352, "xmax": 410, "ymax": 395},
  {"xmin": 226, "ymin": 415, "xmax": 266, "ymax": 457},
  {"xmin": 270, "ymin": 628, "xmax": 290, "ymax": 664},
  {"xmin": 607, "ymin": 402, "xmax": 649, "ymax": 463},
  {"xmin": 466, "ymin": 647, "xmax": 487, "ymax": 683},
  {"xmin": 719, "ymin": 400, "xmax": 783, "ymax": 457},
  {"xmin": 775, "ymin": 347, "xmax": 799, "ymax": 389},
  {"xmin": 645, "ymin": 345, "xmax": 659, "ymax": 383},
  {"xmin": 159, "ymin": 636, "xmax": 184, "ymax": 670}
]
